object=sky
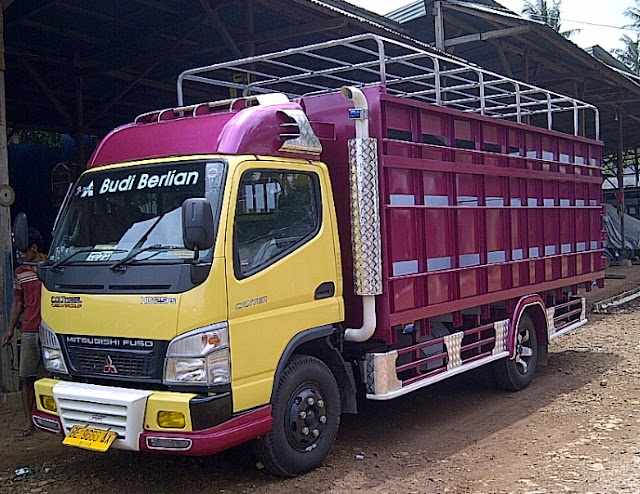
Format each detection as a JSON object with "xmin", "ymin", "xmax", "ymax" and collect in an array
[{"xmin": 345, "ymin": 0, "xmax": 638, "ymax": 54}]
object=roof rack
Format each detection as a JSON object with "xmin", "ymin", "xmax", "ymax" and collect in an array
[
  {"xmin": 134, "ymin": 96, "xmax": 267, "ymax": 124},
  {"xmin": 177, "ymin": 34, "xmax": 599, "ymax": 140}
]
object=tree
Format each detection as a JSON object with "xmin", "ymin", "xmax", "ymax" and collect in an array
[
  {"xmin": 612, "ymin": 34, "xmax": 640, "ymax": 75},
  {"xmin": 12, "ymin": 130, "xmax": 62, "ymax": 147},
  {"xmin": 613, "ymin": 1, "xmax": 640, "ymax": 74},
  {"xmin": 521, "ymin": 0, "xmax": 580, "ymax": 39},
  {"xmin": 624, "ymin": 0, "xmax": 640, "ymax": 28}
]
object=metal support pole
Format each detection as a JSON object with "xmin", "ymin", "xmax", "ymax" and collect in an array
[
  {"xmin": 633, "ymin": 148, "xmax": 640, "ymax": 187},
  {"xmin": 617, "ymin": 112, "xmax": 627, "ymax": 260},
  {"xmin": 432, "ymin": 1, "xmax": 445, "ymax": 51}
]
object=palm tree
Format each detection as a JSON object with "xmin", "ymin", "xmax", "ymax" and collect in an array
[
  {"xmin": 612, "ymin": 34, "xmax": 640, "ymax": 75},
  {"xmin": 521, "ymin": 0, "xmax": 580, "ymax": 39},
  {"xmin": 624, "ymin": 0, "xmax": 640, "ymax": 27},
  {"xmin": 615, "ymin": 2, "xmax": 640, "ymax": 74}
]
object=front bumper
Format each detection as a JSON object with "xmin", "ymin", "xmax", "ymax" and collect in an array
[
  {"xmin": 139, "ymin": 406, "xmax": 272, "ymax": 455},
  {"xmin": 33, "ymin": 379, "xmax": 273, "ymax": 455}
]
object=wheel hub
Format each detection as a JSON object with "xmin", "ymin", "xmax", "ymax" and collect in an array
[
  {"xmin": 515, "ymin": 329, "xmax": 534, "ymax": 374},
  {"xmin": 287, "ymin": 386, "xmax": 327, "ymax": 451}
]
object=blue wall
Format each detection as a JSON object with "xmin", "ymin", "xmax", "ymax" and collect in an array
[{"xmin": 8, "ymin": 134, "xmax": 96, "ymax": 251}]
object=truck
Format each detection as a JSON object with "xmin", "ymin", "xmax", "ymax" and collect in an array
[{"xmin": 26, "ymin": 34, "xmax": 604, "ymax": 476}]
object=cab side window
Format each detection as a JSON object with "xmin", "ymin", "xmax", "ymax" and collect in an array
[{"xmin": 234, "ymin": 170, "xmax": 321, "ymax": 278}]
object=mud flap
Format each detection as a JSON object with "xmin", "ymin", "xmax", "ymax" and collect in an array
[{"xmin": 537, "ymin": 344, "xmax": 549, "ymax": 366}]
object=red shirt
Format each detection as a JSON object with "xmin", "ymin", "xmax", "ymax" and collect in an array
[{"xmin": 13, "ymin": 265, "xmax": 43, "ymax": 333}]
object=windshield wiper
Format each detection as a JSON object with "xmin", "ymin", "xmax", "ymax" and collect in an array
[
  {"xmin": 108, "ymin": 207, "xmax": 175, "ymax": 273},
  {"xmin": 51, "ymin": 247, "xmax": 126, "ymax": 271},
  {"xmin": 109, "ymin": 244, "xmax": 183, "ymax": 271}
]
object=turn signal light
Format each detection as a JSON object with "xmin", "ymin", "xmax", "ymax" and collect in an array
[
  {"xmin": 40, "ymin": 395, "xmax": 57, "ymax": 412},
  {"xmin": 201, "ymin": 333, "xmax": 220, "ymax": 347},
  {"xmin": 157, "ymin": 411, "xmax": 186, "ymax": 429}
]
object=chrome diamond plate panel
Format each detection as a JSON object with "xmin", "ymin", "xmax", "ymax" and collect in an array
[
  {"xmin": 444, "ymin": 332, "xmax": 464, "ymax": 370},
  {"xmin": 493, "ymin": 319, "xmax": 509, "ymax": 355},
  {"xmin": 365, "ymin": 351, "xmax": 402, "ymax": 395},
  {"xmin": 546, "ymin": 307, "xmax": 556, "ymax": 339},
  {"xmin": 278, "ymin": 109, "xmax": 322, "ymax": 155},
  {"xmin": 349, "ymin": 137, "xmax": 382, "ymax": 296}
]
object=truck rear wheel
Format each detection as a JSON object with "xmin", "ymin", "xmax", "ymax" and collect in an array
[
  {"xmin": 254, "ymin": 354, "xmax": 340, "ymax": 476},
  {"xmin": 494, "ymin": 313, "xmax": 538, "ymax": 391}
]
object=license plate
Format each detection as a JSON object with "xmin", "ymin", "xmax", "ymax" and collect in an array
[{"xmin": 63, "ymin": 425, "xmax": 118, "ymax": 452}]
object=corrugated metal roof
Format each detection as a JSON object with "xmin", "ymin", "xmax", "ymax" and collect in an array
[
  {"xmin": 375, "ymin": 0, "xmax": 640, "ymax": 155},
  {"xmin": 387, "ymin": 0, "xmax": 517, "ymax": 24},
  {"xmin": 307, "ymin": 0, "xmax": 405, "ymax": 31},
  {"xmin": 386, "ymin": 1, "xmax": 425, "ymax": 24},
  {"xmin": 4, "ymin": 0, "xmax": 409, "ymax": 136},
  {"xmin": 6, "ymin": 0, "xmax": 640, "ymax": 156},
  {"xmin": 588, "ymin": 45, "xmax": 636, "ymax": 75}
]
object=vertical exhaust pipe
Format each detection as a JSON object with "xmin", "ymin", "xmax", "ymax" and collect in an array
[{"xmin": 341, "ymin": 86, "xmax": 382, "ymax": 343}]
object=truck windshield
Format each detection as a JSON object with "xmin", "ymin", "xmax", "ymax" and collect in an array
[{"xmin": 49, "ymin": 160, "xmax": 225, "ymax": 265}]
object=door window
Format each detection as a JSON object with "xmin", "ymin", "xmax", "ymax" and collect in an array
[{"xmin": 234, "ymin": 170, "xmax": 321, "ymax": 278}]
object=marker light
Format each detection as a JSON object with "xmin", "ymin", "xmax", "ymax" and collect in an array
[
  {"xmin": 146, "ymin": 437, "xmax": 192, "ymax": 451},
  {"xmin": 157, "ymin": 411, "xmax": 186, "ymax": 429},
  {"xmin": 204, "ymin": 334, "xmax": 220, "ymax": 346},
  {"xmin": 40, "ymin": 395, "xmax": 57, "ymax": 412}
]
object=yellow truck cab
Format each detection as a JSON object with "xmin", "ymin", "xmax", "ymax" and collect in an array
[{"xmin": 35, "ymin": 153, "xmax": 347, "ymax": 466}]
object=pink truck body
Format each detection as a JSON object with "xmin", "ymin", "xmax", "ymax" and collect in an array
[{"xmin": 88, "ymin": 82, "xmax": 604, "ymax": 352}]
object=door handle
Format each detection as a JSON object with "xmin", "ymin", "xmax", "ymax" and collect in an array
[{"xmin": 314, "ymin": 282, "xmax": 335, "ymax": 300}]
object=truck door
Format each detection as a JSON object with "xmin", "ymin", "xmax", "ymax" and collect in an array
[{"xmin": 226, "ymin": 160, "xmax": 342, "ymax": 412}]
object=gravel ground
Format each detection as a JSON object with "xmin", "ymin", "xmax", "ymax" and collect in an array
[{"xmin": 1, "ymin": 265, "xmax": 640, "ymax": 493}]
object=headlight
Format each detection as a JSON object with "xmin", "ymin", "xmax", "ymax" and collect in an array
[
  {"xmin": 39, "ymin": 322, "xmax": 69, "ymax": 375},
  {"xmin": 163, "ymin": 322, "xmax": 230, "ymax": 386}
]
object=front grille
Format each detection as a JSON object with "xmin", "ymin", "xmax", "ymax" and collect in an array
[
  {"xmin": 61, "ymin": 335, "xmax": 168, "ymax": 380},
  {"xmin": 70, "ymin": 350, "xmax": 154, "ymax": 376},
  {"xmin": 58, "ymin": 397, "xmax": 128, "ymax": 438}
]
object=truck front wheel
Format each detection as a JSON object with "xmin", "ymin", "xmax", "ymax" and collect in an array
[
  {"xmin": 254, "ymin": 354, "xmax": 340, "ymax": 476},
  {"xmin": 494, "ymin": 313, "xmax": 538, "ymax": 391}
]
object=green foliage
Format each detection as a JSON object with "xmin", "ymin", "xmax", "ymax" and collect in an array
[
  {"xmin": 624, "ymin": 0, "xmax": 640, "ymax": 28},
  {"xmin": 12, "ymin": 130, "xmax": 62, "ymax": 147},
  {"xmin": 603, "ymin": 147, "xmax": 640, "ymax": 179},
  {"xmin": 612, "ymin": 35, "xmax": 640, "ymax": 75},
  {"xmin": 615, "ymin": 2, "xmax": 640, "ymax": 74},
  {"xmin": 521, "ymin": 0, "xmax": 580, "ymax": 39}
]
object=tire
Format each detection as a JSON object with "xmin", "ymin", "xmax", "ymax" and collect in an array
[
  {"xmin": 494, "ymin": 313, "xmax": 538, "ymax": 391},
  {"xmin": 254, "ymin": 355, "xmax": 341, "ymax": 477}
]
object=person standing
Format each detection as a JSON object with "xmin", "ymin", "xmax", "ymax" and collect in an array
[{"xmin": 1, "ymin": 228, "xmax": 47, "ymax": 436}]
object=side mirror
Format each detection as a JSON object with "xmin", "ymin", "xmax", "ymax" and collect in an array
[
  {"xmin": 182, "ymin": 198, "xmax": 214, "ymax": 253},
  {"xmin": 13, "ymin": 212, "xmax": 29, "ymax": 253}
]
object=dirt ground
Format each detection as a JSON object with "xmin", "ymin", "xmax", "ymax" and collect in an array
[{"xmin": 2, "ymin": 265, "xmax": 640, "ymax": 493}]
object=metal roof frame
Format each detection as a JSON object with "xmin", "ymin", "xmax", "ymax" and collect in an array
[{"xmin": 177, "ymin": 33, "xmax": 599, "ymax": 139}]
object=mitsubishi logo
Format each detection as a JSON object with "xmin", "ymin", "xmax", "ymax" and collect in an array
[{"xmin": 103, "ymin": 355, "xmax": 118, "ymax": 374}]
